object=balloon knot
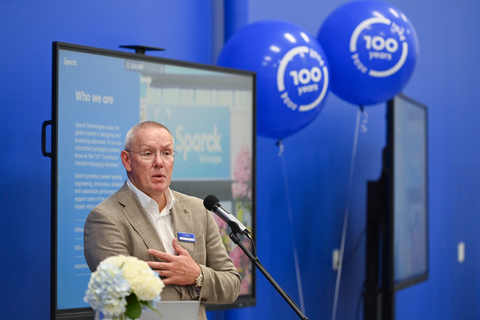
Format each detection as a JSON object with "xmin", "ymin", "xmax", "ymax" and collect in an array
[{"xmin": 276, "ymin": 140, "xmax": 284, "ymax": 157}]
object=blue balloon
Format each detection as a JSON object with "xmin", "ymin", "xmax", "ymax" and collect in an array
[
  {"xmin": 317, "ymin": 1, "xmax": 418, "ymax": 106},
  {"xmin": 217, "ymin": 20, "xmax": 330, "ymax": 139}
]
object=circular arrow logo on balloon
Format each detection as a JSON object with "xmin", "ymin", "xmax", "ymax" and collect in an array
[
  {"xmin": 349, "ymin": 16, "xmax": 409, "ymax": 78},
  {"xmin": 276, "ymin": 46, "xmax": 329, "ymax": 112}
]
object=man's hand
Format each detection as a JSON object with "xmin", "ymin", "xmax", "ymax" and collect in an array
[{"xmin": 147, "ymin": 238, "xmax": 201, "ymax": 286}]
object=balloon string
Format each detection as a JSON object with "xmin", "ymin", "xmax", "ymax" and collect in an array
[
  {"xmin": 331, "ymin": 107, "xmax": 362, "ymax": 320},
  {"xmin": 277, "ymin": 140, "xmax": 306, "ymax": 314}
]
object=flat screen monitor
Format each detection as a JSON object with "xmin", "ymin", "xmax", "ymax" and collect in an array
[
  {"xmin": 48, "ymin": 42, "xmax": 256, "ymax": 319},
  {"xmin": 389, "ymin": 94, "xmax": 428, "ymax": 290},
  {"xmin": 364, "ymin": 94, "xmax": 428, "ymax": 320}
]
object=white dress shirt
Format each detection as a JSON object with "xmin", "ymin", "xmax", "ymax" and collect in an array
[{"xmin": 126, "ymin": 179, "xmax": 176, "ymax": 255}]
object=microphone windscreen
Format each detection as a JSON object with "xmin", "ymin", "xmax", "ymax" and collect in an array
[{"xmin": 203, "ymin": 195, "xmax": 220, "ymax": 211}]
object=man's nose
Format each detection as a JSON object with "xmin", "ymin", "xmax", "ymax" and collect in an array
[{"xmin": 153, "ymin": 153, "xmax": 165, "ymax": 166}]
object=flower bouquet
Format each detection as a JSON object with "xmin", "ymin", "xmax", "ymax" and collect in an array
[{"xmin": 84, "ymin": 255, "xmax": 164, "ymax": 320}]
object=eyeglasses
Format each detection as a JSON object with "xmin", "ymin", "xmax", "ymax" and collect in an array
[{"xmin": 125, "ymin": 149, "xmax": 177, "ymax": 160}]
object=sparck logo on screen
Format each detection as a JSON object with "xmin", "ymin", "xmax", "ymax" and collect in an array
[
  {"xmin": 175, "ymin": 124, "xmax": 222, "ymax": 162},
  {"xmin": 276, "ymin": 46, "xmax": 329, "ymax": 112},
  {"xmin": 350, "ymin": 17, "xmax": 408, "ymax": 78},
  {"xmin": 148, "ymin": 106, "xmax": 230, "ymax": 179},
  {"xmin": 63, "ymin": 57, "xmax": 77, "ymax": 67}
]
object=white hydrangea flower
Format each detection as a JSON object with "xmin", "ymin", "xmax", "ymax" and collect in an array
[{"xmin": 121, "ymin": 256, "xmax": 165, "ymax": 301}]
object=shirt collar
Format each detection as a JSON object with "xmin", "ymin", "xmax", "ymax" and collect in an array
[{"xmin": 126, "ymin": 179, "xmax": 176, "ymax": 216}]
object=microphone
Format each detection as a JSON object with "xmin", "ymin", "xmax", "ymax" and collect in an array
[{"xmin": 203, "ymin": 195, "xmax": 250, "ymax": 235}]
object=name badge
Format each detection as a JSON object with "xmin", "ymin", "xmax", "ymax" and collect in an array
[{"xmin": 177, "ymin": 232, "xmax": 196, "ymax": 243}]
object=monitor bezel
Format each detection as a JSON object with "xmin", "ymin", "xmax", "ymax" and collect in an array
[{"xmin": 51, "ymin": 41, "xmax": 257, "ymax": 319}]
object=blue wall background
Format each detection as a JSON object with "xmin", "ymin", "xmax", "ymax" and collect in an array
[{"xmin": 1, "ymin": 1, "xmax": 480, "ymax": 319}]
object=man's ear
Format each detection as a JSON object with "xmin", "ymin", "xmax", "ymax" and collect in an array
[{"xmin": 121, "ymin": 150, "xmax": 132, "ymax": 172}]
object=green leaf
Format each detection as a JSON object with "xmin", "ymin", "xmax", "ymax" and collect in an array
[
  {"xmin": 124, "ymin": 293, "xmax": 142, "ymax": 319},
  {"xmin": 139, "ymin": 300, "xmax": 162, "ymax": 317}
]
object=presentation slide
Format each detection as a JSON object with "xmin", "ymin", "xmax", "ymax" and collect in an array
[{"xmin": 55, "ymin": 47, "xmax": 254, "ymax": 310}]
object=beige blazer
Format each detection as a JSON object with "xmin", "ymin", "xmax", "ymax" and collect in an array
[{"xmin": 84, "ymin": 183, "xmax": 241, "ymax": 320}]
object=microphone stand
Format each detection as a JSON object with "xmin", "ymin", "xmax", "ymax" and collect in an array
[{"xmin": 229, "ymin": 232, "xmax": 309, "ymax": 320}]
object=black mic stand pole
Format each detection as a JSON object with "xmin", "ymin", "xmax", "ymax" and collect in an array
[{"xmin": 229, "ymin": 232, "xmax": 309, "ymax": 320}]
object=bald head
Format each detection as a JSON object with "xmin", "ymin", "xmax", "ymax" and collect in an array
[{"xmin": 124, "ymin": 121, "xmax": 173, "ymax": 150}]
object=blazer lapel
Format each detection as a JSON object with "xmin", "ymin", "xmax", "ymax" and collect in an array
[
  {"xmin": 117, "ymin": 183, "xmax": 166, "ymax": 256},
  {"xmin": 171, "ymin": 193, "xmax": 197, "ymax": 257}
]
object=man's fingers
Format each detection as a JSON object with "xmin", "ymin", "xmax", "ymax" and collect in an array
[
  {"xmin": 172, "ymin": 238, "xmax": 188, "ymax": 255},
  {"xmin": 161, "ymin": 277, "xmax": 174, "ymax": 285},
  {"xmin": 148, "ymin": 248, "xmax": 174, "ymax": 261},
  {"xmin": 147, "ymin": 240, "xmax": 199, "ymax": 286},
  {"xmin": 159, "ymin": 270, "xmax": 174, "ymax": 278},
  {"xmin": 146, "ymin": 261, "xmax": 163, "ymax": 270}
]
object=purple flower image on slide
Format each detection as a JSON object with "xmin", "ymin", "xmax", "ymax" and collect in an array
[{"xmin": 213, "ymin": 143, "xmax": 254, "ymax": 295}]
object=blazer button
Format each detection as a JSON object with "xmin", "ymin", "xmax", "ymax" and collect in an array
[{"xmin": 201, "ymin": 297, "xmax": 208, "ymax": 302}]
